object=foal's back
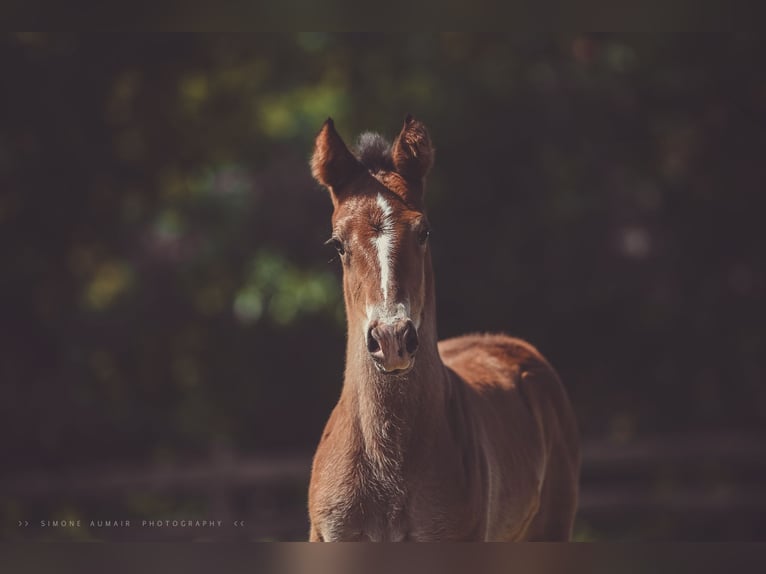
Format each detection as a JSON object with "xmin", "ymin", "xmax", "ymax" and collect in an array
[{"xmin": 438, "ymin": 333, "xmax": 580, "ymax": 540}]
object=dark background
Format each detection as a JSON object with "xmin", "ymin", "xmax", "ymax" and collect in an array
[{"xmin": 1, "ymin": 33, "xmax": 764, "ymax": 541}]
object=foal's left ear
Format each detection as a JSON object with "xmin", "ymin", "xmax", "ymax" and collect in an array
[
  {"xmin": 392, "ymin": 115, "xmax": 434, "ymax": 189},
  {"xmin": 311, "ymin": 118, "xmax": 366, "ymax": 202}
]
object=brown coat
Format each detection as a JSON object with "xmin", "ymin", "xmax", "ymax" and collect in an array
[{"xmin": 307, "ymin": 116, "xmax": 580, "ymax": 541}]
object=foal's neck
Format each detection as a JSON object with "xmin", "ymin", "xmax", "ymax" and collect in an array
[{"xmin": 343, "ymin": 311, "xmax": 446, "ymax": 465}]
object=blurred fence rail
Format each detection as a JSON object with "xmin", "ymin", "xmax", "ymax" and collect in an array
[
  {"xmin": 2, "ymin": 433, "xmax": 765, "ymax": 539},
  {"xmin": 578, "ymin": 433, "xmax": 766, "ymax": 520}
]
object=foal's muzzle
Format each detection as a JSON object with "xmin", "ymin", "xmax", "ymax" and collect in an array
[{"xmin": 366, "ymin": 318, "xmax": 419, "ymax": 374}]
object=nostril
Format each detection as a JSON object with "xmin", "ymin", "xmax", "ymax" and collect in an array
[
  {"xmin": 367, "ymin": 327, "xmax": 381, "ymax": 354},
  {"xmin": 404, "ymin": 323, "xmax": 419, "ymax": 355}
]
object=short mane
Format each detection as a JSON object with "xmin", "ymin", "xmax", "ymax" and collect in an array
[{"xmin": 355, "ymin": 132, "xmax": 394, "ymax": 174}]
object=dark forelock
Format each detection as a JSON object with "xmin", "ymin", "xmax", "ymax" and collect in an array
[{"xmin": 354, "ymin": 132, "xmax": 394, "ymax": 174}]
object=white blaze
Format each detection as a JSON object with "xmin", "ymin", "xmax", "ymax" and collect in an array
[
  {"xmin": 373, "ymin": 193, "xmax": 394, "ymax": 305},
  {"xmin": 365, "ymin": 194, "xmax": 412, "ymax": 334}
]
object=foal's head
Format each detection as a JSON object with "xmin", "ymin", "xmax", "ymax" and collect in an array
[{"xmin": 311, "ymin": 116, "xmax": 435, "ymax": 375}]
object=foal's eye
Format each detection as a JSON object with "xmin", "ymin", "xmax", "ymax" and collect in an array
[
  {"xmin": 417, "ymin": 226, "xmax": 431, "ymax": 245},
  {"xmin": 325, "ymin": 237, "xmax": 345, "ymax": 256}
]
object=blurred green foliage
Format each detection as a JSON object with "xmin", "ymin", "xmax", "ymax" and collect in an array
[{"xmin": 0, "ymin": 34, "xmax": 765, "ymax": 539}]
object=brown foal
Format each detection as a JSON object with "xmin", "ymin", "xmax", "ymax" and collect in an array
[{"xmin": 307, "ymin": 116, "xmax": 580, "ymax": 541}]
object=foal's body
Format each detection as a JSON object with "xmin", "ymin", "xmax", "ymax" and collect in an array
[
  {"xmin": 307, "ymin": 117, "xmax": 580, "ymax": 541},
  {"xmin": 310, "ymin": 334, "xmax": 579, "ymax": 541}
]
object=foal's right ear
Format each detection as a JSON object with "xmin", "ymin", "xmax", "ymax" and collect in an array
[
  {"xmin": 391, "ymin": 114, "xmax": 434, "ymax": 185},
  {"xmin": 311, "ymin": 118, "xmax": 365, "ymax": 201}
]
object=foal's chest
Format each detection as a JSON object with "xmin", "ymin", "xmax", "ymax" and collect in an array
[{"xmin": 313, "ymin": 454, "xmax": 410, "ymax": 542}]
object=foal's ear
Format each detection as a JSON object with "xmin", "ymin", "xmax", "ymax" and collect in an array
[
  {"xmin": 311, "ymin": 118, "xmax": 365, "ymax": 200},
  {"xmin": 391, "ymin": 115, "xmax": 434, "ymax": 187}
]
